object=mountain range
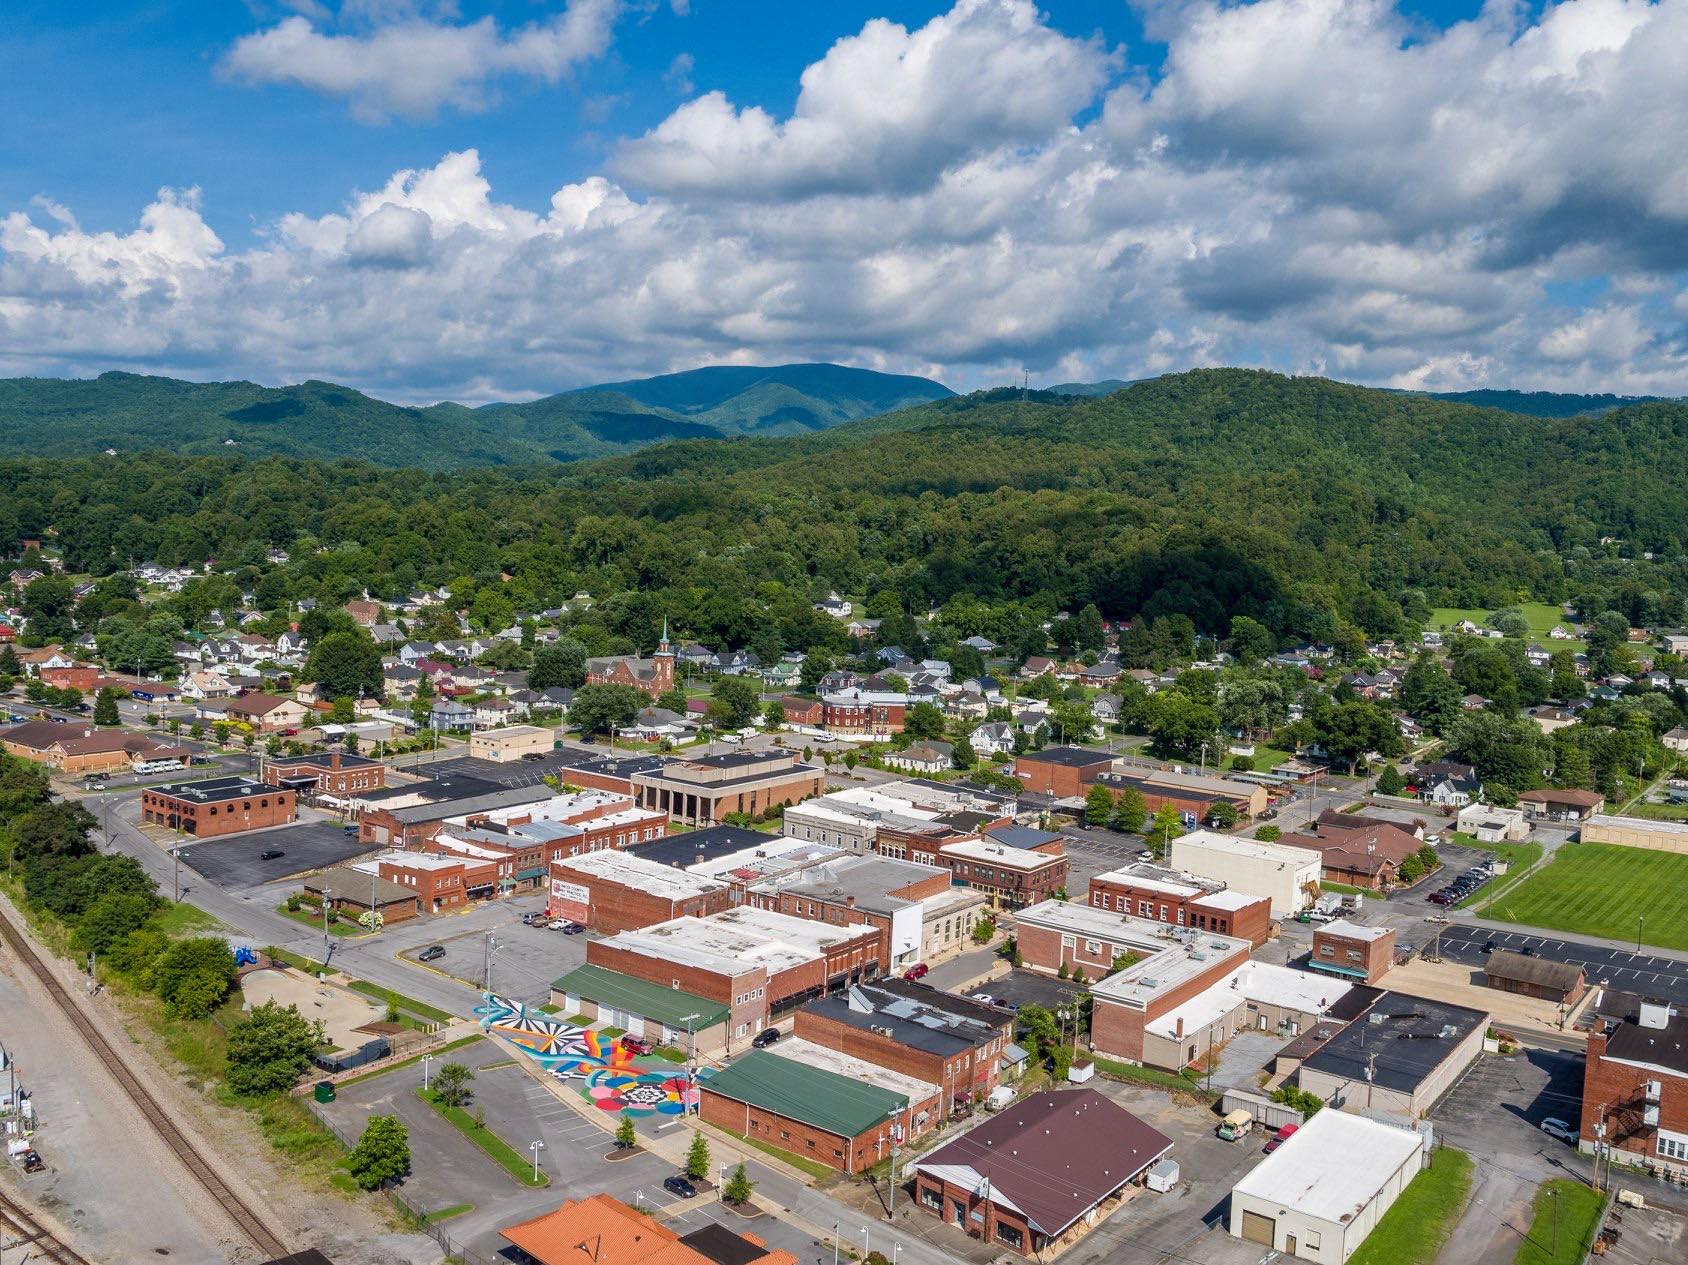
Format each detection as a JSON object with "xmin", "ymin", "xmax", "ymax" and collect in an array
[
  {"xmin": 0, "ymin": 362, "xmax": 1672, "ymax": 471},
  {"xmin": 0, "ymin": 363, "xmax": 953, "ymax": 470}
]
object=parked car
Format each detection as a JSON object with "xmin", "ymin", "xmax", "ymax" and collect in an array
[
  {"xmin": 902, "ymin": 963, "xmax": 929, "ymax": 980},
  {"xmin": 620, "ymin": 1035, "xmax": 654, "ymax": 1056},
  {"xmin": 521, "ymin": 752, "xmax": 545, "ymax": 762},
  {"xmin": 18, "ymin": 1149, "xmax": 44, "ymax": 1173},
  {"xmin": 343, "ymin": 823, "xmax": 359, "ymax": 834},
  {"xmin": 549, "ymin": 919, "xmax": 582, "ymax": 932},
  {"xmin": 663, "ymin": 1175, "xmax": 697, "ymax": 1199},
  {"xmin": 1264, "ymin": 1122, "xmax": 1299, "ymax": 1154},
  {"xmin": 751, "ymin": 1028, "xmax": 781, "ymax": 1049},
  {"xmin": 562, "ymin": 922, "xmax": 584, "ymax": 935},
  {"xmin": 259, "ymin": 849, "xmax": 285, "ymax": 861},
  {"xmin": 1540, "ymin": 1118, "xmax": 1577, "ymax": 1144},
  {"xmin": 1424, "ymin": 834, "xmax": 1442, "ymax": 846},
  {"xmin": 1305, "ymin": 910, "xmax": 1334, "ymax": 923},
  {"xmin": 418, "ymin": 945, "xmax": 446, "ymax": 961}
]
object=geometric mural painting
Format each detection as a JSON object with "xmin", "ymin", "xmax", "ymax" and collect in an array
[{"xmin": 477, "ymin": 993, "xmax": 698, "ymax": 1117}]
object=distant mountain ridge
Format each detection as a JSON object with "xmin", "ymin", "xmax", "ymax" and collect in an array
[
  {"xmin": 1048, "ymin": 376, "xmax": 1670, "ymax": 418},
  {"xmin": 0, "ymin": 363, "xmax": 954, "ymax": 470}
]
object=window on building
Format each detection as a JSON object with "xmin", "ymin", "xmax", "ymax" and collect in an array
[
  {"xmin": 1319, "ymin": 944, "xmax": 1335, "ymax": 957},
  {"xmin": 780, "ymin": 1130, "xmax": 790, "ymax": 1140},
  {"xmin": 1085, "ymin": 939, "xmax": 1100, "ymax": 954},
  {"xmin": 1346, "ymin": 950, "xmax": 1362, "ymax": 962},
  {"xmin": 1138, "ymin": 900, "xmax": 1150, "ymax": 916},
  {"xmin": 1659, "ymin": 1133, "xmax": 1688, "ymax": 1162},
  {"xmin": 996, "ymin": 1225, "xmax": 1024, "ymax": 1249}
]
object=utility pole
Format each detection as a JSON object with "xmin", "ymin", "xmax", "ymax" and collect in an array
[
  {"xmin": 322, "ymin": 887, "xmax": 333, "ymax": 959},
  {"xmin": 1551, "ymin": 1186, "xmax": 1559, "ymax": 1257},
  {"xmin": 484, "ymin": 930, "xmax": 495, "ymax": 998},
  {"xmin": 886, "ymin": 1109, "xmax": 900, "ymax": 1220}
]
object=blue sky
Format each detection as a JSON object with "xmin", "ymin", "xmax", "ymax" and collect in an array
[{"xmin": 1, "ymin": 1, "xmax": 1682, "ymax": 401}]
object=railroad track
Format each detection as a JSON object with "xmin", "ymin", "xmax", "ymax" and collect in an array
[
  {"xmin": 0, "ymin": 1186, "xmax": 97, "ymax": 1265},
  {"xmin": 0, "ymin": 906, "xmax": 289, "ymax": 1259}
]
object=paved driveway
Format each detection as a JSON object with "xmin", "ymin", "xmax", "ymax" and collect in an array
[
  {"xmin": 1436, "ymin": 923, "xmax": 1688, "ymax": 1006},
  {"xmin": 958, "ymin": 968, "xmax": 1085, "ymax": 1012},
  {"xmin": 177, "ymin": 820, "xmax": 376, "ymax": 889}
]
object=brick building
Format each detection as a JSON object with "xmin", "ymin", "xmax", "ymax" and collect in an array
[
  {"xmin": 547, "ymin": 850, "xmax": 732, "ymax": 934},
  {"xmin": 37, "ymin": 664, "xmax": 101, "ymax": 692},
  {"xmin": 581, "ymin": 907, "xmax": 882, "ymax": 1049},
  {"xmin": 1087, "ymin": 863, "xmax": 1274, "ymax": 946},
  {"xmin": 777, "ymin": 696, "xmax": 824, "ymax": 726},
  {"xmin": 914, "ymin": 1091, "xmax": 1173, "ymax": 1258},
  {"xmin": 301, "ymin": 865, "xmax": 422, "ymax": 924},
  {"xmin": 427, "ymin": 791, "xmax": 669, "ymax": 894},
  {"xmin": 1308, "ymin": 920, "xmax": 1397, "ymax": 986},
  {"xmin": 698, "ymin": 1041, "xmax": 940, "ymax": 1173},
  {"xmin": 1280, "ymin": 820, "xmax": 1425, "ymax": 891},
  {"xmin": 264, "ymin": 750, "xmax": 385, "ymax": 797},
  {"xmin": 937, "ymin": 837, "xmax": 1067, "ymax": 909},
  {"xmin": 2, "ymin": 719, "xmax": 188, "ymax": 775},
  {"xmin": 794, "ymin": 981, "xmax": 1014, "ymax": 1116},
  {"xmin": 140, "ymin": 776, "xmax": 296, "ymax": 838},
  {"xmin": 1011, "ymin": 746, "xmax": 1115, "ymax": 799},
  {"xmin": 1094, "ymin": 767, "xmax": 1267, "ymax": 823},
  {"xmin": 550, "ymin": 752, "xmax": 668, "ymax": 796},
  {"xmin": 584, "ymin": 628, "xmax": 675, "ymax": 698},
  {"xmin": 745, "ymin": 853, "xmax": 955, "ymax": 972},
  {"xmin": 375, "ymin": 851, "xmax": 496, "ymax": 914},
  {"xmin": 819, "ymin": 686, "xmax": 907, "ymax": 736},
  {"xmin": 630, "ymin": 750, "xmax": 825, "ymax": 826},
  {"xmin": 1580, "ymin": 1001, "xmax": 1688, "ymax": 1180},
  {"xmin": 1482, "ymin": 950, "xmax": 1586, "ymax": 1005}
]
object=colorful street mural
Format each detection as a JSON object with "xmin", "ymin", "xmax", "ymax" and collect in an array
[{"xmin": 477, "ymin": 994, "xmax": 698, "ymax": 1117}]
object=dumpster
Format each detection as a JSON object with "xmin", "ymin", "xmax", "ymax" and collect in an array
[{"xmin": 314, "ymin": 1080, "xmax": 336, "ymax": 1103}]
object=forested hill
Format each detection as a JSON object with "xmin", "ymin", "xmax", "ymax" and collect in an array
[
  {"xmin": 1426, "ymin": 388, "xmax": 1665, "ymax": 417},
  {"xmin": 0, "ymin": 363, "xmax": 952, "ymax": 468},
  {"xmin": 4, "ymin": 370, "xmax": 1685, "ymax": 650}
]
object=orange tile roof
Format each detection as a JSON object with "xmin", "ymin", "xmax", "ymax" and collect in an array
[{"xmin": 500, "ymin": 1194, "xmax": 793, "ymax": 1265}]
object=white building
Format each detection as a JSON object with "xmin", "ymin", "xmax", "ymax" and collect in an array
[
  {"xmin": 1455, "ymin": 803, "xmax": 1528, "ymax": 842},
  {"xmin": 1229, "ymin": 1108, "xmax": 1428, "ymax": 1262},
  {"xmin": 1168, "ymin": 830, "xmax": 1322, "ymax": 917}
]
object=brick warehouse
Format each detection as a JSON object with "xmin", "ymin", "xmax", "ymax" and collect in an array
[
  {"xmin": 698, "ymin": 1041, "xmax": 941, "ymax": 1173},
  {"xmin": 264, "ymin": 750, "xmax": 385, "ymax": 797},
  {"xmin": 584, "ymin": 907, "xmax": 882, "ymax": 1047},
  {"xmin": 745, "ymin": 853, "xmax": 954, "ymax": 971},
  {"xmin": 1580, "ymin": 1000, "xmax": 1688, "ymax": 1180},
  {"xmin": 1087, "ymin": 863, "xmax": 1273, "ymax": 947},
  {"xmin": 546, "ymin": 850, "xmax": 733, "ymax": 934},
  {"xmin": 1011, "ymin": 746, "xmax": 1116, "ymax": 799},
  {"xmin": 794, "ymin": 981, "xmax": 1014, "ymax": 1116},
  {"xmin": 141, "ymin": 776, "xmax": 296, "ymax": 838},
  {"xmin": 1012, "ymin": 899, "xmax": 1253, "ymax": 1068}
]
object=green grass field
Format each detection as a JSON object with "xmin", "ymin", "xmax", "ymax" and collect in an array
[
  {"xmin": 1449, "ymin": 834, "xmax": 1543, "ymax": 910},
  {"xmin": 1428, "ymin": 602, "xmax": 1584, "ymax": 650},
  {"xmin": 1484, "ymin": 843, "xmax": 1688, "ymax": 950},
  {"xmin": 1513, "ymin": 1180, "xmax": 1604, "ymax": 1265},
  {"xmin": 1348, "ymin": 1148, "xmax": 1473, "ymax": 1265},
  {"xmin": 1630, "ymin": 800, "xmax": 1688, "ymax": 822}
]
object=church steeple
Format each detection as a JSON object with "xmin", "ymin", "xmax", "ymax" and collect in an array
[{"xmin": 659, "ymin": 616, "xmax": 671, "ymax": 655}]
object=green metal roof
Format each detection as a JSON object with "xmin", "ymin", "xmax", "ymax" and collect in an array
[
  {"xmin": 698, "ymin": 1050, "xmax": 907, "ymax": 1138},
  {"xmin": 1307, "ymin": 961, "xmax": 1369, "ymax": 979},
  {"xmin": 551, "ymin": 963, "xmax": 728, "ymax": 1030}
]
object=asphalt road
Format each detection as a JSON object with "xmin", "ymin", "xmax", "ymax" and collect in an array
[
  {"xmin": 1435, "ymin": 922, "xmax": 1688, "ymax": 1006},
  {"xmin": 177, "ymin": 820, "xmax": 374, "ymax": 889}
]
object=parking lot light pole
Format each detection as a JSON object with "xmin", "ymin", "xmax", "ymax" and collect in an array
[
  {"xmin": 529, "ymin": 1139, "xmax": 545, "ymax": 1182},
  {"xmin": 421, "ymin": 1054, "xmax": 436, "ymax": 1091},
  {"xmin": 1637, "ymin": 915, "xmax": 1645, "ymax": 953},
  {"xmin": 322, "ymin": 887, "xmax": 333, "ymax": 956},
  {"xmin": 832, "ymin": 1224, "xmax": 840, "ymax": 1265},
  {"xmin": 861, "ymin": 1226, "xmax": 870, "ymax": 1261}
]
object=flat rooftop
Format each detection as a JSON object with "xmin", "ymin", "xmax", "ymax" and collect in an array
[
  {"xmin": 1585, "ymin": 813, "xmax": 1688, "ymax": 836},
  {"xmin": 1148, "ymin": 961, "xmax": 1350, "ymax": 1042},
  {"xmin": 1018, "ymin": 746, "xmax": 1115, "ymax": 768},
  {"xmin": 1232, "ymin": 1107, "xmax": 1424, "ymax": 1221},
  {"xmin": 386, "ymin": 785, "xmax": 552, "ymax": 824},
  {"xmin": 803, "ymin": 983, "xmax": 1004, "ymax": 1056},
  {"xmin": 148, "ymin": 776, "xmax": 276, "ymax": 804},
  {"xmin": 1015, "ymin": 900, "xmax": 1252, "ymax": 1008},
  {"xmin": 628, "ymin": 824, "xmax": 775, "ymax": 868},
  {"xmin": 1302, "ymin": 992, "xmax": 1487, "ymax": 1092},
  {"xmin": 603, "ymin": 906, "xmax": 868, "ymax": 977},
  {"xmin": 755, "ymin": 854, "xmax": 946, "ymax": 913},
  {"xmin": 1172, "ymin": 829, "xmax": 1322, "ymax": 865},
  {"xmin": 771, "ymin": 1037, "xmax": 938, "ymax": 1101},
  {"xmin": 1320, "ymin": 918, "xmax": 1392, "ymax": 942},
  {"xmin": 787, "ymin": 787, "xmax": 943, "ymax": 831},
  {"xmin": 684, "ymin": 837, "xmax": 848, "ymax": 884},
  {"xmin": 940, "ymin": 837, "xmax": 1063, "ymax": 869},
  {"xmin": 553, "ymin": 850, "xmax": 726, "ymax": 901}
]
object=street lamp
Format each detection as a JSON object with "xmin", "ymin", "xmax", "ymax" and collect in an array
[
  {"xmin": 322, "ymin": 887, "xmax": 333, "ymax": 957},
  {"xmin": 1637, "ymin": 914, "xmax": 1645, "ymax": 953},
  {"xmin": 421, "ymin": 1054, "xmax": 436, "ymax": 1091},
  {"xmin": 861, "ymin": 1227, "xmax": 870, "ymax": 1260},
  {"xmin": 529, "ymin": 1139, "xmax": 546, "ymax": 1182},
  {"xmin": 171, "ymin": 846, "xmax": 189, "ymax": 903},
  {"xmin": 832, "ymin": 1225, "xmax": 840, "ymax": 1265}
]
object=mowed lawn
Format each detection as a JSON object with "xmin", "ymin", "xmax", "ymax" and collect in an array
[
  {"xmin": 1485, "ymin": 844, "xmax": 1688, "ymax": 951},
  {"xmin": 1428, "ymin": 602, "xmax": 1585, "ymax": 649}
]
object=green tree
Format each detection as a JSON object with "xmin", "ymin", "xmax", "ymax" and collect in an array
[
  {"xmin": 685, "ymin": 1131, "xmax": 711, "ymax": 1180},
  {"xmin": 1227, "ymin": 615, "xmax": 1275, "ymax": 665},
  {"xmin": 762, "ymin": 700, "xmax": 787, "ymax": 728},
  {"xmin": 656, "ymin": 686, "xmax": 689, "ymax": 714},
  {"xmin": 1205, "ymin": 801, "xmax": 1239, "ymax": 828},
  {"xmin": 615, "ymin": 1115, "xmax": 637, "ymax": 1148},
  {"xmin": 1148, "ymin": 804, "xmax": 1184, "ymax": 856},
  {"xmin": 74, "ymin": 890, "xmax": 156, "ymax": 956},
  {"xmin": 1401, "ymin": 654, "xmax": 1463, "ymax": 736},
  {"xmin": 20, "ymin": 574, "xmax": 77, "ymax": 642},
  {"xmin": 347, "ymin": 1115, "xmax": 410, "ymax": 1191},
  {"xmin": 304, "ymin": 628, "xmax": 385, "ymax": 699},
  {"xmin": 432, "ymin": 1061, "xmax": 475, "ymax": 1109},
  {"xmin": 710, "ymin": 676, "xmax": 761, "ymax": 728},
  {"xmin": 723, "ymin": 1161, "xmax": 754, "ymax": 1205},
  {"xmin": 92, "ymin": 687, "xmax": 121, "ymax": 726},
  {"xmin": 570, "ymin": 683, "xmax": 643, "ymax": 735},
  {"xmin": 798, "ymin": 653, "xmax": 833, "ymax": 694},
  {"xmin": 1256, "ymin": 825, "xmax": 1281, "ymax": 841},
  {"xmin": 530, "ymin": 639, "xmax": 588, "ymax": 691},
  {"xmin": 1110, "ymin": 786, "xmax": 1147, "ymax": 833},
  {"xmin": 226, "ymin": 1002, "xmax": 324, "ymax": 1096},
  {"xmin": 150, "ymin": 937, "xmax": 235, "ymax": 1019},
  {"xmin": 1084, "ymin": 784, "xmax": 1114, "ymax": 828},
  {"xmin": 0, "ymin": 644, "xmax": 20, "ymax": 676},
  {"xmin": 1376, "ymin": 764, "xmax": 1406, "ymax": 796},
  {"xmin": 903, "ymin": 702, "xmax": 946, "ymax": 740}
]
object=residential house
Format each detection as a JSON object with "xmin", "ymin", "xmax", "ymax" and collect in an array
[
  {"xmin": 814, "ymin": 592, "xmax": 853, "ymax": 618},
  {"xmin": 844, "ymin": 618, "xmax": 882, "ymax": 640},
  {"xmin": 970, "ymin": 721, "xmax": 1015, "ymax": 758},
  {"xmin": 884, "ymin": 741, "xmax": 955, "ymax": 775},
  {"xmin": 1415, "ymin": 760, "xmax": 1482, "ymax": 807}
]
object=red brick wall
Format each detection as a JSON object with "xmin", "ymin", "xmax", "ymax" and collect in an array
[
  {"xmin": 1087, "ymin": 878, "xmax": 1272, "ymax": 947},
  {"xmin": 914, "ymin": 1174, "xmax": 1037, "ymax": 1256},
  {"xmin": 794, "ymin": 1010, "xmax": 1004, "ymax": 1111},
  {"xmin": 554, "ymin": 768, "xmax": 637, "ymax": 796},
  {"xmin": 586, "ymin": 940, "xmax": 770, "ymax": 1037},
  {"xmin": 1084, "ymin": 947, "xmax": 1252, "ymax": 1064},
  {"xmin": 1581, "ymin": 1030, "xmax": 1688, "ymax": 1167},
  {"xmin": 1311, "ymin": 927, "xmax": 1396, "ymax": 984},
  {"xmin": 1012, "ymin": 759, "xmax": 1086, "ymax": 799},
  {"xmin": 700, "ymin": 1087, "xmax": 939, "ymax": 1174},
  {"xmin": 549, "ymin": 862, "xmax": 734, "ymax": 934},
  {"xmin": 141, "ymin": 786, "xmax": 295, "ymax": 838},
  {"xmin": 941, "ymin": 852, "xmax": 1067, "ymax": 908}
]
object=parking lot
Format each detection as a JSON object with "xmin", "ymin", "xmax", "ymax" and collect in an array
[
  {"xmin": 1060, "ymin": 833, "xmax": 1151, "ymax": 891},
  {"xmin": 418, "ymin": 752, "xmax": 576, "ymax": 788},
  {"xmin": 176, "ymin": 819, "xmax": 374, "ymax": 890},
  {"xmin": 1436, "ymin": 923, "xmax": 1688, "ymax": 1006},
  {"xmin": 958, "ymin": 967, "xmax": 1086, "ymax": 1012},
  {"xmin": 407, "ymin": 918, "xmax": 587, "ymax": 1006}
]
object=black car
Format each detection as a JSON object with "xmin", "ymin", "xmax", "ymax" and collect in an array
[
  {"xmin": 259, "ymin": 849, "xmax": 285, "ymax": 861},
  {"xmin": 663, "ymin": 1175, "xmax": 697, "ymax": 1199},
  {"xmin": 418, "ymin": 945, "xmax": 447, "ymax": 961},
  {"xmin": 561, "ymin": 922, "xmax": 584, "ymax": 935},
  {"xmin": 521, "ymin": 752, "xmax": 546, "ymax": 762},
  {"xmin": 751, "ymin": 1027, "xmax": 781, "ymax": 1048}
]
